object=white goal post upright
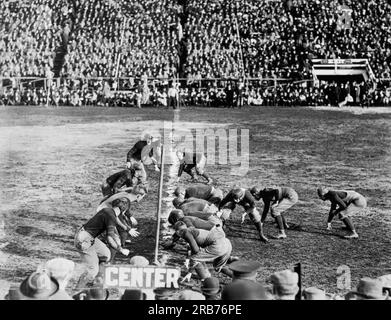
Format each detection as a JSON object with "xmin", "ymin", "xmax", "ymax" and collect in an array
[{"xmin": 154, "ymin": 144, "xmax": 165, "ymax": 265}]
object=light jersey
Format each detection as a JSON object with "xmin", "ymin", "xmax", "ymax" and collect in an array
[
  {"xmin": 335, "ymin": 190, "xmax": 362, "ymax": 204},
  {"xmin": 190, "ymin": 228, "xmax": 224, "ymax": 247}
]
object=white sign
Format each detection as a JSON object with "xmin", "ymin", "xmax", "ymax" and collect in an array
[{"xmin": 104, "ymin": 265, "xmax": 181, "ymax": 289}]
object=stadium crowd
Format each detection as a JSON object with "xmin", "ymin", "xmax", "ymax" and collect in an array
[
  {"xmin": 4, "ymin": 255, "xmax": 390, "ymax": 300},
  {"xmin": 0, "ymin": 0, "xmax": 390, "ymax": 82},
  {"xmin": 0, "ymin": 0, "xmax": 72, "ymax": 78},
  {"xmin": 61, "ymin": 0, "xmax": 180, "ymax": 79},
  {"xmin": 1, "ymin": 0, "xmax": 390, "ymax": 107},
  {"xmin": 184, "ymin": 0, "xmax": 391, "ymax": 79},
  {"xmin": 2, "ymin": 79, "xmax": 391, "ymax": 107}
]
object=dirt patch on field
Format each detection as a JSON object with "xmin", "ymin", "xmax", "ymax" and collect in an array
[{"xmin": 1, "ymin": 106, "xmax": 390, "ymax": 299}]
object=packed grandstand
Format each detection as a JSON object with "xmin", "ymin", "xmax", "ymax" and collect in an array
[{"xmin": 0, "ymin": 0, "xmax": 391, "ymax": 107}]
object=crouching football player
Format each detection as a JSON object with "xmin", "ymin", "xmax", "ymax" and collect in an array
[
  {"xmin": 250, "ymin": 186, "xmax": 299, "ymax": 240},
  {"xmin": 219, "ymin": 188, "xmax": 268, "ymax": 242},
  {"xmin": 317, "ymin": 186, "xmax": 367, "ymax": 239}
]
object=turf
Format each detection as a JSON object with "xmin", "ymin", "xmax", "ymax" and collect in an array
[{"xmin": 0, "ymin": 105, "xmax": 390, "ymax": 299}]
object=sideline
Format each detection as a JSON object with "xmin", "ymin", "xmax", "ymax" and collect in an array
[{"xmin": 308, "ymin": 106, "xmax": 391, "ymax": 114}]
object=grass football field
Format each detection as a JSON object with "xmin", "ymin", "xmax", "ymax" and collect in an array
[{"xmin": 0, "ymin": 105, "xmax": 390, "ymax": 298}]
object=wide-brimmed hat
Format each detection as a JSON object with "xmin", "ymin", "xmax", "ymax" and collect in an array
[
  {"xmin": 222, "ymin": 280, "xmax": 268, "ymax": 300},
  {"xmin": 201, "ymin": 277, "xmax": 221, "ymax": 296},
  {"xmin": 17, "ymin": 271, "xmax": 59, "ymax": 300},
  {"xmin": 303, "ymin": 287, "xmax": 329, "ymax": 300},
  {"xmin": 178, "ymin": 290, "xmax": 206, "ymax": 300},
  {"xmin": 347, "ymin": 277, "xmax": 388, "ymax": 300},
  {"xmin": 377, "ymin": 274, "xmax": 391, "ymax": 290},
  {"xmin": 129, "ymin": 255, "xmax": 149, "ymax": 267},
  {"xmin": 270, "ymin": 270, "xmax": 299, "ymax": 296}
]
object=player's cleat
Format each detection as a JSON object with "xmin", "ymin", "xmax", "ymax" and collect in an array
[
  {"xmin": 259, "ymin": 234, "xmax": 269, "ymax": 243},
  {"xmin": 276, "ymin": 233, "xmax": 287, "ymax": 239},
  {"xmin": 344, "ymin": 233, "xmax": 359, "ymax": 239},
  {"xmin": 228, "ymin": 256, "xmax": 240, "ymax": 263}
]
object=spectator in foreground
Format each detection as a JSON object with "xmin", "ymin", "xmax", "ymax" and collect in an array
[
  {"xmin": 269, "ymin": 269, "xmax": 299, "ymax": 300},
  {"xmin": 302, "ymin": 287, "xmax": 329, "ymax": 300},
  {"xmin": 10, "ymin": 270, "xmax": 66, "ymax": 300},
  {"xmin": 178, "ymin": 290, "xmax": 206, "ymax": 300},
  {"xmin": 345, "ymin": 277, "xmax": 389, "ymax": 300},
  {"xmin": 222, "ymin": 279, "xmax": 269, "ymax": 300},
  {"xmin": 228, "ymin": 260, "xmax": 261, "ymax": 282},
  {"xmin": 44, "ymin": 258, "xmax": 75, "ymax": 300},
  {"xmin": 201, "ymin": 277, "xmax": 221, "ymax": 300}
]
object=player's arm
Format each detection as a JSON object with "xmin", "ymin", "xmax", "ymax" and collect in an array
[
  {"xmin": 327, "ymin": 192, "xmax": 347, "ymax": 221},
  {"xmin": 162, "ymin": 233, "xmax": 180, "ymax": 250},
  {"xmin": 244, "ymin": 191, "xmax": 256, "ymax": 211},
  {"xmin": 327, "ymin": 201, "xmax": 337, "ymax": 221},
  {"xmin": 261, "ymin": 199, "xmax": 270, "ymax": 223},
  {"xmin": 180, "ymin": 230, "xmax": 200, "ymax": 254},
  {"xmin": 116, "ymin": 214, "xmax": 131, "ymax": 232},
  {"xmin": 126, "ymin": 142, "xmax": 140, "ymax": 163},
  {"xmin": 270, "ymin": 189, "xmax": 280, "ymax": 206},
  {"xmin": 106, "ymin": 226, "xmax": 124, "ymax": 251},
  {"xmin": 148, "ymin": 148, "xmax": 158, "ymax": 164},
  {"xmin": 218, "ymin": 192, "xmax": 232, "ymax": 211}
]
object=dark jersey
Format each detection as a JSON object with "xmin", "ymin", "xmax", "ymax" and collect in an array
[
  {"xmin": 126, "ymin": 140, "xmax": 153, "ymax": 162},
  {"xmin": 178, "ymin": 198, "xmax": 209, "ymax": 214},
  {"xmin": 83, "ymin": 208, "xmax": 118, "ymax": 238},
  {"xmin": 178, "ymin": 152, "xmax": 204, "ymax": 177},
  {"xmin": 106, "ymin": 169, "xmax": 133, "ymax": 191},
  {"xmin": 171, "ymin": 216, "xmax": 215, "ymax": 246},
  {"xmin": 323, "ymin": 190, "xmax": 350, "ymax": 210},
  {"xmin": 218, "ymin": 189, "xmax": 255, "ymax": 211},
  {"xmin": 185, "ymin": 185, "xmax": 213, "ymax": 200}
]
